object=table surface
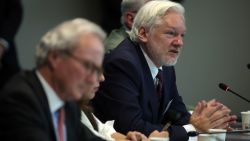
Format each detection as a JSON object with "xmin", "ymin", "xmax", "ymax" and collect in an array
[
  {"xmin": 226, "ymin": 122, "xmax": 250, "ymax": 141},
  {"xmin": 226, "ymin": 133, "xmax": 250, "ymax": 141}
]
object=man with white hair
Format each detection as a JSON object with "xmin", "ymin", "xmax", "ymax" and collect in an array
[
  {"xmin": 104, "ymin": 0, "xmax": 185, "ymax": 53},
  {"xmin": 0, "ymin": 18, "xmax": 106, "ymax": 141},
  {"xmin": 93, "ymin": 1, "xmax": 236, "ymax": 141},
  {"xmin": 104, "ymin": 0, "xmax": 147, "ymax": 53}
]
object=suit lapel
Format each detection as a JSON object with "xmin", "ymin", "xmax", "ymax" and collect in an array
[
  {"xmin": 25, "ymin": 70, "xmax": 57, "ymax": 141},
  {"xmin": 133, "ymin": 43, "xmax": 160, "ymax": 122},
  {"xmin": 27, "ymin": 71, "xmax": 81, "ymax": 141}
]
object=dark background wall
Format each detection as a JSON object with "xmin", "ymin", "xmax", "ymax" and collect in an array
[{"xmin": 16, "ymin": 0, "xmax": 250, "ymax": 116}]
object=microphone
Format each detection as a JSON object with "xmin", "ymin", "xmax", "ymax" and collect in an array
[
  {"xmin": 187, "ymin": 129, "xmax": 250, "ymax": 137},
  {"xmin": 247, "ymin": 64, "xmax": 250, "ymax": 70},
  {"xmin": 218, "ymin": 83, "xmax": 250, "ymax": 103},
  {"xmin": 162, "ymin": 110, "xmax": 181, "ymax": 131}
]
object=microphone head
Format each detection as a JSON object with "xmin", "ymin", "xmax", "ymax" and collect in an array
[
  {"xmin": 166, "ymin": 110, "xmax": 181, "ymax": 122},
  {"xmin": 219, "ymin": 83, "xmax": 250, "ymax": 103},
  {"xmin": 247, "ymin": 64, "xmax": 250, "ymax": 70},
  {"xmin": 218, "ymin": 83, "xmax": 230, "ymax": 92}
]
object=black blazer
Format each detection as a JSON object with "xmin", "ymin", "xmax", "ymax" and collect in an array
[
  {"xmin": 0, "ymin": 0, "xmax": 23, "ymax": 88},
  {"xmin": 93, "ymin": 38, "xmax": 190, "ymax": 141},
  {"xmin": 0, "ymin": 71, "xmax": 105, "ymax": 141}
]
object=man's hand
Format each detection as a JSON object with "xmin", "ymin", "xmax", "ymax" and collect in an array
[
  {"xmin": 126, "ymin": 131, "xmax": 149, "ymax": 141},
  {"xmin": 207, "ymin": 100, "xmax": 237, "ymax": 129},
  {"xmin": 190, "ymin": 99, "xmax": 236, "ymax": 132},
  {"xmin": 149, "ymin": 130, "xmax": 169, "ymax": 138},
  {"xmin": 190, "ymin": 100, "xmax": 225, "ymax": 132}
]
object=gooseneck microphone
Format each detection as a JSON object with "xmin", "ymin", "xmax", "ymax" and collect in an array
[
  {"xmin": 162, "ymin": 110, "xmax": 181, "ymax": 131},
  {"xmin": 187, "ymin": 130, "xmax": 250, "ymax": 137},
  {"xmin": 218, "ymin": 83, "xmax": 250, "ymax": 103}
]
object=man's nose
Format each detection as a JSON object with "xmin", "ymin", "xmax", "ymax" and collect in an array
[{"xmin": 173, "ymin": 36, "xmax": 184, "ymax": 47}]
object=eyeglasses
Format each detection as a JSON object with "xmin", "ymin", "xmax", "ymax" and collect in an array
[{"xmin": 67, "ymin": 53, "xmax": 103, "ymax": 77}]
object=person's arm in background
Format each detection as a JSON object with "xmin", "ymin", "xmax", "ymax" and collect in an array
[{"xmin": 0, "ymin": 0, "xmax": 23, "ymax": 59}]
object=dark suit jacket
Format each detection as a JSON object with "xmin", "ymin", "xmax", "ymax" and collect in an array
[
  {"xmin": 0, "ymin": 0, "xmax": 22, "ymax": 88},
  {"xmin": 93, "ymin": 38, "xmax": 191, "ymax": 141},
  {"xmin": 0, "ymin": 71, "xmax": 105, "ymax": 141}
]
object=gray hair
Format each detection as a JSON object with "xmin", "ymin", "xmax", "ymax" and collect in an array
[
  {"xmin": 120, "ymin": 0, "xmax": 147, "ymax": 26},
  {"xmin": 35, "ymin": 18, "xmax": 106, "ymax": 67},
  {"xmin": 130, "ymin": 0, "xmax": 185, "ymax": 42}
]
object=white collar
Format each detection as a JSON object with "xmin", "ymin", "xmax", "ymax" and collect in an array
[
  {"xmin": 36, "ymin": 71, "xmax": 64, "ymax": 113},
  {"xmin": 140, "ymin": 46, "xmax": 162, "ymax": 79}
]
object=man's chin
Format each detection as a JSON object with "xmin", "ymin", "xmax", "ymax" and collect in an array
[{"xmin": 164, "ymin": 59, "xmax": 177, "ymax": 66}]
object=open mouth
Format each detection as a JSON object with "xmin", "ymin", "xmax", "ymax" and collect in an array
[
  {"xmin": 169, "ymin": 50, "xmax": 179, "ymax": 54},
  {"xmin": 168, "ymin": 50, "xmax": 179, "ymax": 56}
]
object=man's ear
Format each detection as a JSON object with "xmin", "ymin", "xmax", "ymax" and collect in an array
[
  {"xmin": 125, "ymin": 12, "xmax": 136, "ymax": 30},
  {"xmin": 47, "ymin": 51, "xmax": 62, "ymax": 69},
  {"xmin": 138, "ymin": 27, "xmax": 148, "ymax": 43}
]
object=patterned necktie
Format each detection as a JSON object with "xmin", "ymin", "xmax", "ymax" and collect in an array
[
  {"xmin": 58, "ymin": 107, "xmax": 65, "ymax": 141},
  {"xmin": 156, "ymin": 69, "xmax": 163, "ymax": 98}
]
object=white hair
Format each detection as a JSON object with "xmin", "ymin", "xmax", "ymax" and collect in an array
[
  {"xmin": 130, "ymin": 0, "xmax": 185, "ymax": 42},
  {"xmin": 120, "ymin": 0, "xmax": 147, "ymax": 26},
  {"xmin": 35, "ymin": 18, "xmax": 106, "ymax": 67}
]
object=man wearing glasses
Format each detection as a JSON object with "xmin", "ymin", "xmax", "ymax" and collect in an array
[{"xmin": 0, "ymin": 18, "xmax": 106, "ymax": 141}]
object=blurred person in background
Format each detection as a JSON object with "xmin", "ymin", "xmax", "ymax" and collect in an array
[{"xmin": 0, "ymin": 18, "xmax": 107, "ymax": 141}]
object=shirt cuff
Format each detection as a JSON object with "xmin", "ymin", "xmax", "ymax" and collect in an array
[
  {"xmin": 183, "ymin": 124, "xmax": 198, "ymax": 141},
  {"xmin": 183, "ymin": 124, "xmax": 196, "ymax": 133}
]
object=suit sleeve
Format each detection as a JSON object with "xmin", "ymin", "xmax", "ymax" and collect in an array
[
  {"xmin": 162, "ymin": 67, "xmax": 191, "ymax": 141},
  {"xmin": 162, "ymin": 67, "xmax": 191, "ymax": 125}
]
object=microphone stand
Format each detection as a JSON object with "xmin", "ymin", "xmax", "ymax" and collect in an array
[
  {"xmin": 227, "ymin": 89, "xmax": 250, "ymax": 103},
  {"xmin": 161, "ymin": 110, "xmax": 181, "ymax": 131}
]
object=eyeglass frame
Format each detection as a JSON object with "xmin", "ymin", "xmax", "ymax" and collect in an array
[{"xmin": 62, "ymin": 50, "xmax": 103, "ymax": 77}]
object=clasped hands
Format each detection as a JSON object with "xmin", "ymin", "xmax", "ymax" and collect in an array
[{"xmin": 190, "ymin": 99, "xmax": 237, "ymax": 132}]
